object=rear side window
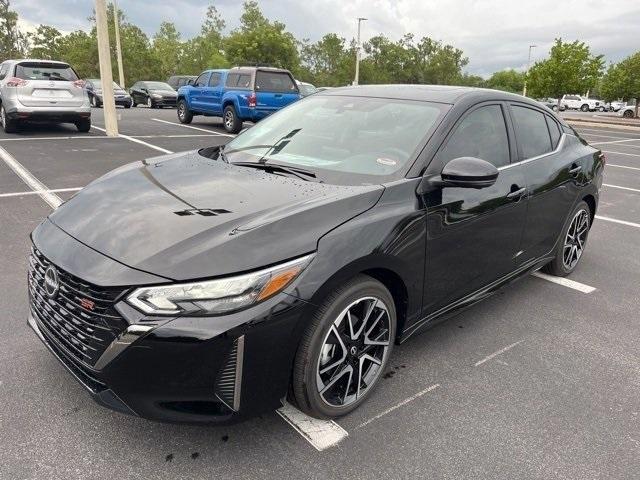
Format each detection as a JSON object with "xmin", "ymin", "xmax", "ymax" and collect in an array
[
  {"xmin": 237, "ymin": 74, "xmax": 251, "ymax": 88},
  {"xmin": 511, "ymin": 105, "xmax": 552, "ymax": 158},
  {"xmin": 545, "ymin": 115, "xmax": 562, "ymax": 149},
  {"xmin": 15, "ymin": 62, "xmax": 78, "ymax": 81},
  {"xmin": 436, "ymin": 104, "xmax": 511, "ymax": 168},
  {"xmin": 208, "ymin": 73, "xmax": 221, "ymax": 87},
  {"xmin": 255, "ymin": 71, "xmax": 297, "ymax": 93},
  {"xmin": 225, "ymin": 73, "xmax": 239, "ymax": 87}
]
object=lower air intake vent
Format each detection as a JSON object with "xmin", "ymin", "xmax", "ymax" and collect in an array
[{"xmin": 214, "ymin": 336, "xmax": 244, "ymax": 411}]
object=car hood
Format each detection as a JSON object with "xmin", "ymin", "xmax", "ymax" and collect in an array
[{"xmin": 49, "ymin": 151, "xmax": 383, "ymax": 282}]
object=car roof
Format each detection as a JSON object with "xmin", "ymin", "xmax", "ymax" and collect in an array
[
  {"xmin": 8, "ymin": 59, "xmax": 71, "ymax": 65},
  {"xmin": 319, "ymin": 84, "xmax": 540, "ymax": 106}
]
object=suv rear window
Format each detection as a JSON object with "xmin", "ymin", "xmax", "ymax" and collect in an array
[
  {"xmin": 15, "ymin": 62, "xmax": 78, "ymax": 82},
  {"xmin": 255, "ymin": 71, "xmax": 297, "ymax": 93}
]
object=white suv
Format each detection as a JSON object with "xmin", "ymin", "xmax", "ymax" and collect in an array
[
  {"xmin": 0, "ymin": 59, "xmax": 91, "ymax": 133},
  {"xmin": 560, "ymin": 95, "xmax": 602, "ymax": 112}
]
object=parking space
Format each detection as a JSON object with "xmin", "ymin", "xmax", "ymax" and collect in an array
[{"xmin": 1, "ymin": 112, "xmax": 639, "ymax": 479}]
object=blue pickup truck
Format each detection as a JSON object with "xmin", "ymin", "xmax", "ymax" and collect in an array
[{"xmin": 176, "ymin": 66, "xmax": 301, "ymax": 133}]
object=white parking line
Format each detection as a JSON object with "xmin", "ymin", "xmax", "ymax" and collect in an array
[
  {"xmin": 608, "ymin": 164, "xmax": 640, "ymax": 171},
  {"xmin": 152, "ymin": 118, "xmax": 236, "ymax": 137},
  {"xmin": 132, "ymin": 134, "xmax": 219, "ymax": 138},
  {"xmin": 581, "ymin": 132, "xmax": 634, "ymax": 140},
  {"xmin": 0, "ymin": 187, "xmax": 81, "ymax": 199},
  {"xmin": 474, "ymin": 341, "xmax": 523, "ymax": 367},
  {"xmin": 91, "ymin": 125, "xmax": 173, "ymax": 154},
  {"xmin": 603, "ymin": 150, "xmax": 640, "ymax": 158},
  {"xmin": 590, "ymin": 138, "xmax": 640, "ymax": 146},
  {"xmin": 595, "ymin": 215, "xmax": 640, "ymax": 229},
  {"xmin": 0, "ymin": 146, "xmax": 62, "ymax": 209},
  {"xmin": 0, "ymin": 135, "xmax": 108, "ymax": 142},
  {"xmin": 277, "ymin": 402, "xmax": 348, "ymax": 451},
  {"xmin": 604, "ymin": 183, "xmax": 640, "ymax": 193},
  {"xmin": 356, "ymin": 384, "xmax": 440, "ymax": 429},
  {"xmin": 532, "ymin": 271, "xmax": 596, "ymax": 293}
]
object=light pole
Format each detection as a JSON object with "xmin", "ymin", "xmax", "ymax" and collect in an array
[
  {"xmin": 95, "ymin": 0, "xmax": 118, "ymax": 136},
  {"xmin": 522, "ymin": 44, "xmax": 537, "ymax": 97},
  {"xmin": 113, "ymin": 0, "xmax": 125, "ymax": 88},
  {"xmin": 353, "ymin": 17, "xmax": 367, "ymax": 86}
]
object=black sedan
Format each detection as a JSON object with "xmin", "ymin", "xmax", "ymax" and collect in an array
[
  {"xmin": 129, "ymin": 81, "xmax": 177, "ymax": 108},
  {"xmin": 85, "ymin": 79, "xmax": 132, "ymax": 108},
  {"xmin": 28, "ymin": 86, "xmax": 603, "ymax": 423}
]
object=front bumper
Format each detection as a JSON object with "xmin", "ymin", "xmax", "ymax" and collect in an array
[
  {"xmin": 152, "ymin": 97, "xmax": 177, "ymax": 107},
  {"xmin": 27, "ymin": 226, "xmax": 311, "ymax": 423}
]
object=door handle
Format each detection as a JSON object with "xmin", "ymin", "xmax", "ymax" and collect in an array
[
  {"xmin": 568, "ymin": 164, "xmax": 581, "ymax": 177},
  {"xmin": 506, "ymin": 186, "xmax": 526, "ymax": 200}
]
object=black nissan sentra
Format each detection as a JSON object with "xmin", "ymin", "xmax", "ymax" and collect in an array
[{"xmin": 28, "ymin": 85, "xmax": 604, "ymax": 423}]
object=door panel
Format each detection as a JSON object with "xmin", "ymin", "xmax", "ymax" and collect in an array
[
  {"xmin": 422, "ymin": 103, "xmax": 527, "ymax": 314},
  {"xmin": 201, "ymin": 72, "xmax": 222, "ymax": 114},
  {"xmin": 189, "ymin": 73, "xmax": 210, "ymax": 111}
]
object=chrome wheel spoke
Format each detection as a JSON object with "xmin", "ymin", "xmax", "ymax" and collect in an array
[{"xmin": 319, "ymin": 326, "xmax": 347, "ymax": 374}]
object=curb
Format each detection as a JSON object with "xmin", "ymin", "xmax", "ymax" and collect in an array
[{"xmin": 565, "ymin": 119, "xmax": 640, "ymax": 131}]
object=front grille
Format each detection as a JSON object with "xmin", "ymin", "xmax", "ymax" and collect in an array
[
  {"xmin": 27, "ymin": 247, "xmax": 129, "ymax": 368},
  {"xmin": 214, "ymin": 336, "xmax": 244, "ymax": 411}
]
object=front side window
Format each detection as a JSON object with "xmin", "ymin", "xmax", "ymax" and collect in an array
[
  {"xmin": 194, "ymin": 73, "xmax": 208, "ymax": 87},
  {"xmin": 221, "ymin": 96, "xmax": 448, "ymax": 185},
  {"xmin": 511, "ymin": 105, "xmax": 552, "ymax": 159},
  {"xmin": 436, "ymin": 105, "xmax": 510, "ymax": 168}
]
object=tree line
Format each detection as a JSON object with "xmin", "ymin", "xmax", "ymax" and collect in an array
[{"xmin": 0, "ymin": 0, "xmax": 637, "ymax": 116}]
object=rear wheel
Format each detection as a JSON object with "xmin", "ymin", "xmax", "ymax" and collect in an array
[
  {"xmin": 544, "ymin": 201, "xmax": 591, "ymax": 277},
  {"xmin": 177, "ymin": 100, "xmax": 193, "ymax": 124},
  {"xmin": 623, "ymin": 110, "xmax": 634, "ymax": 118},
  {"xmin": 580, "ymin": 104, "xmax": 589, "ymax": 112},
  {"xmin": 291, "ymin": 275, "xmax": 396, "ymax": 419},
  {"xmin": 75, "ymin": 118, "xmax": 91, "ymax": 133},
  {"xmin": 0, "ymin": 105, "xmax": 18, "ymax": 133},
  {"xmin": 223, "ymin": 105, "xmax": 242, "ymax": 133}
]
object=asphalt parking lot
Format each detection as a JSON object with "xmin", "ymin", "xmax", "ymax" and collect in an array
[{"xmin": 1, "ymin": 107, "xmax": 639, "ymax": 479}]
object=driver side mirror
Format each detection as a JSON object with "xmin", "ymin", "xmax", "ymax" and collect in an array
[
  {"xmin": 187, "ymin": 79, "xmax": 194, "ymax": 86},
  {"xmin": 417, "ymin": 157, "xmax": 499, "ymax": 194}
]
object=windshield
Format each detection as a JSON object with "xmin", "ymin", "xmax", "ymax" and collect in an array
[
  {"xmin": 146, "ymin": 82, "xmax": 174, "ymax": 91},
  {"xmin": 89, "ymin": 80, "xmax": 122, "ymax": 90},
  {"xmin": 223, "ymin": 95, "xmax": 448, "ymax": 185},
  {"xmin": 16, "ymin": 62, "xmax": 78, "ymax": 82}
]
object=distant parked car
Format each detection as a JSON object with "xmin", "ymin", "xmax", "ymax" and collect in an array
[
  {"xmin": 296, "ymin": 80, "xmax": 318, "ymax": 97},
  {"xmin": 560, "ymin": 95, "xmax": 602, "ymax": 112},
  {"xmin": 619, "ymin": 104, "xmax": 637, "ymax": 118},
  {"xmin": 167, "ymin": 75, "xmax": 197, "ymax": 90},
  {"xmin": 129, "ymin": 81, "xmax": 177, "ymax": 108},
  {"xmin": 610, "ymin": 101, "xmax": 626, "ymax": 112},
  {"xmin": 0, "ymin": 59, "xmax": 90, "ymax": 133},
  {"xmin": 539, "ymin": 98, "xmax": 565, "ymax": 112},
  {"xmin": 177, "ymin": 66, "xmax": 301, "ymax": 133},
  {"xmin": 85, "ymin": 79, "xmax": 132, "ymax": 108}
]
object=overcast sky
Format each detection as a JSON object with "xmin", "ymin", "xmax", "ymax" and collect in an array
[{"xmin": 12, "ymin": 0, "xmax": 639, "ymax": 77}]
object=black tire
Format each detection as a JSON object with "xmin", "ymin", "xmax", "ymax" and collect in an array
[
  {"xmin": 146, "ymin": 96, "xmax": 156, "ymax": 109},
  {"xmin": 124, "ymin": 102, "xmax": 131, "ymax": 109},
  {"xmin": 543, "ymin": 200, "xmax": 591, "ymax": 277},
  {"xmin": 91, "ymin": 95, "xmax": 101, "ymax": 108},
  {"xmin": 552, "ymin": 105, "xmax": 558, "ymax": 112},
  {"xmin": 177, "ymin": 99, "xmax": 193, "ymax": 124},
  {"xmin": 75, "ymin": 118, "xmax": 91, "ymax": 133},
  {"xmin": 580, "ymin": 104, "xmax": 589, "ymax": 112},
  {"xmin": 223, "ymin": 105, "xmax": 242, "ymax": 134},
  {"xmin": 1, "ymin": 105, "xmax": 18, "ymax": 133},
  {"xmin": 623, "ymin": 110, "xmax": 634, "ymax": 118},
  {"xmin": 291, "ymin": 274, "xmax": 396, "ymax": 419},
  {"xmin": 132, "ymin": 100, "xmax": 137, "ymax": 107},
  {"xmin": 598, "ymin": 106, "xmax": 605, "ymax": 112}
]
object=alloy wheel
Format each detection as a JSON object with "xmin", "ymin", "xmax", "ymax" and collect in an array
[
  {"xmin": 178, "ymin": 103, "xmax": 185, "ymax": 119},
  {"xmin": 147, "ymin": 97, "xmax": 152, "ymax": 108},
  {"xmin": 224, "ymin": 110, "xmax": 234, "ymax": 129},
  {"xmin": 316, "ymin": 296, "xmax": 391, "ymax": 408},
  {"xmin": 0, "ymin": 107, "xmax": 5, "ymax": 128},
  {"xmin": 563, "ymin": 209, "xmax": 589, "ymax": 270}
]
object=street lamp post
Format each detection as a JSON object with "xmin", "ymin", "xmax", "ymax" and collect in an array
[
  {"xmin": 353, "ymin": 17, "xmax": 367, "ymax": 86},
  {"xmin": 522, "ymin": 44, "xmax": 537, "ymax": 97},
  {"xmin": 95, "ymin": 0, "xmax": 118, "ymax": 136}
]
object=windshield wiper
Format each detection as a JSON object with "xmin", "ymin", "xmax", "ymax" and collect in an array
[{"xmin": 231, "ymin": 161, "xmax": 317, "ymax": 182}]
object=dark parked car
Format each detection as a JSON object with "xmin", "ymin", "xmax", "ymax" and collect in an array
[
  {"xmin": 167, "ymin": 75, "xmax": 197, "ymax": 90},
  {"xmin": 129, "ymin": 81, "xmax": 177, "ymax": 108},
  {"xmin": 28, "ymin": 86, "xmax": 603, "ymax": 423},
  {"xmin": 85, "ymin": 79, "xmax": 132, "ymax": 108}
]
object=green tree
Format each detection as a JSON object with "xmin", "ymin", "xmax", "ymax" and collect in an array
[
  {"xmin": 485, "ymin": 69, "xmax": 525, "ymax": 93},
  {"xmin": 0, "ymin": 0, "xmax": 28, "ymax": 61},
  {"xmin": 300, "ymin": 33, "xmax": 354, "ymax": 86},
  {"xmin": 457, "ymin": 73, "xmax": 485, "ymax": 87},
  {"xmin": 178, "ymin": 4, "xmax": 228, "ymax": 74},
  {"xmin": 29, "ymin": 25, "xmax": 63, "ymax": 60},
  {"xmin": 152, "ymin": 22, "xmax": 182, "ymax": 78},
  {"xmin": 600, "ymin": 53, "xmax": 640, "ymax": 117},
  {"xmin": 527, "ymin": 39, "xmax": 604, "ymax": 108},
  {"xmin": 224, "ymin": 1, "xmax": 300, "ymax": 71},
  {"xmin": 58, "ymin": 30, "xmax": 98, "ymax": 78}
]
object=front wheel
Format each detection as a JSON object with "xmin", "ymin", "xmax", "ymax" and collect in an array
[
  {"xmin": 177, "ymin": 100, "xmax": 193, "ymax": 124},
  {"xmin": 146, "ymin": 97, "xmax": 155, "ymax": 109},
  {"xmin": 291, "ymin": 275, "xmax": 396, "ymax": 419},
  {"xmin": 223, "ymin": 105, "xmax": 242, "ymax": 134},
  {"xmin": 544, "ymin": 201, "xmax": 591, "ymax": 277},
  {"xmin": 91, "ymin": 95, "xmax": 101, "ymax": 108},
  {"xmin": 580, "ymin": 104, "xmax": 589, "ymax": 112},
  {"xmin": 623, "ymin": 110, "xmax": 634, "ymax": 118}
]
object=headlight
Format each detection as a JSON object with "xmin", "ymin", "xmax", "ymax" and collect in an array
[
  {"xmin": 151, "ymin": 93, "xmax": 162, "ymax": 99},
  {"xmin": 126, "ymin": 254, "xmax": 314, "ymax": 316}
]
